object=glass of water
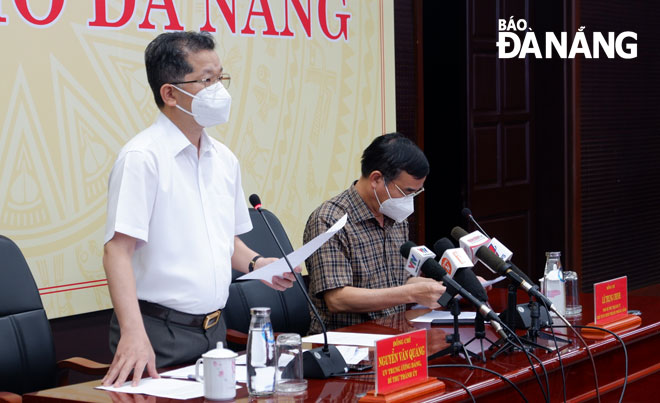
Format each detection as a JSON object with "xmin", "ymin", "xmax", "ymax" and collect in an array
[
  {"xmin": 564, "ymin": 271, "xmax": 582, "ymax": 317},
  {"xmin": 275, "ymin": 333, "xmax": 307, "ymax": 393}
]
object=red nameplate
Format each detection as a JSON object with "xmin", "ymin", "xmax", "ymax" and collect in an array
[
  {"xmin": 374, "ymin": 329, "xmax": 427, "ymax": 395},
  {"xmin": 594, "ymin": 276, "xmax": 628, "ymax": 324}
]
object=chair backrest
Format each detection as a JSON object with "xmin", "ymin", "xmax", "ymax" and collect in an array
[
  {"xmin": 0, "ymin": 235, "xmax": 57, "ymax": 394},
  {"xmin": 224, "ymin": 209, "xmax": 311, "ymax": 344}
]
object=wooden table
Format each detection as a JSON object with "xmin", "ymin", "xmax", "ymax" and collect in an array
[{"xmin": 23, "ymin": 287, "xmax": 660, "ymax": 402}]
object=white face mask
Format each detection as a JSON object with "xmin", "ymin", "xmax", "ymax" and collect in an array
[
  {"xmin": 374, "ymin": 184, "xmax": 415, "ymax": 223},
  {"xmin": 173, "ymin": 82, "xmax": 231, "ymax": 127}
]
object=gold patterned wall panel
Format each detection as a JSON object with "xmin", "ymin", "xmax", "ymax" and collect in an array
[{"xmin": 0, "ymin": 0, "xmax": 396, "ymax": 318}]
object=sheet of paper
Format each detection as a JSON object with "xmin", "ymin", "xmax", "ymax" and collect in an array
[
  {"xmin": 237, "ymin": 214, "xmax": 347, "ymax": 283},
  {"xmin": 438, "ymin": 275, "xmax": 508, "ymax": 303},
  {"xmin": 411, "ymin": 276, "xmax": 507, "ymax": 309},
  {"xmin": 96, "ymin": 378, "xmax": 203, "ymax": 399},
  {"xmin": 161, "ymin": 365, "xmax": 244, "ymax": 387},
  {"xmin": 482, "ymin": 275, "xmax": 507, "ymax": 288},
  {"xmin": 238, "ymin": 346, "xmax": 366, "ymax": 366},
  {"xmin": 411, "ymin": 310, "xmax": 477, "ymax": 323},
  {"xmin": 336, "ymin": 345, "xmax": 370, "ymax": 364},
  {"xmin": 160, "ymin": 364, "xmax": 198, "ymax": 380},
  {"xmin": 236, "ymin": 365, "xmax": 247, "ymax": 383},
  {"xmin": 302, "ymin": 331, "xmax": 392, "ymax": 347}
]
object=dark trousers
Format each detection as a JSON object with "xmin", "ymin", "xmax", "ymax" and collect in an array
[{"xmin": 109, "ymin": 307, "xmax": 227, "ymax": 368}]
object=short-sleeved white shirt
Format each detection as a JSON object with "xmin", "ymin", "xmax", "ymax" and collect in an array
[{"xmin": 104, "ymin": 113, "xmax": 252, "ymax": 314}]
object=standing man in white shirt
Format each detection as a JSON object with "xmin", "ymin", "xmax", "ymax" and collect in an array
[{"xmin": 102, "ymin": 31, "xmax": 296, "ymax": 387}]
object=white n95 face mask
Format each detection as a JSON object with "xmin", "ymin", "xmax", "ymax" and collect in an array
[
  {"xmin": 173, "ymin": 82, "xmax": 232, "ymax": 127},
  {"xmin": 374, "ymin": 185, "xmax": 415, "ymax": 223}
]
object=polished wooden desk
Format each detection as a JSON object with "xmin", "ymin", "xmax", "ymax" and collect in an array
[{"xmin": 23, "ymin": 287, "xmax": 660, "ymax": 402}]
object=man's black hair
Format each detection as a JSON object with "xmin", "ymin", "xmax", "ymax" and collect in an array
[
  {"xmin": 144, "ymin": 31, "xmax": 215, "ymax": 108},
  {"xmin": 361, "ymin": 132, "xmax": 429, "ymax": 181}
]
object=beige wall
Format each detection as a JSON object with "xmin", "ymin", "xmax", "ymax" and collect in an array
[{"xmin": 0, "ymin": 0, "xmax": 396, "ymax": 318}]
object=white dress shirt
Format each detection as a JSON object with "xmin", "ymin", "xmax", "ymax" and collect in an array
[{"xmin": 105, "ymin": 113, "xmax": 252, "ymax": 314}]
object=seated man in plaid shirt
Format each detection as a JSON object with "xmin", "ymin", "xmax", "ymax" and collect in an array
[{"xmin": 304, "ymin": 133, "xmax": 447, "ymax": 334}]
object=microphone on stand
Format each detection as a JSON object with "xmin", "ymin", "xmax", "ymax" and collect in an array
[
  {"xmin": 454, "ymin": 227, "xmax": 536, "ymax": 288},
  {"xmin": 249, "ymin": 194, "xmax": 347, "ymax": 379},
  {"xmin": 451, "ymin": 226, "xmax": 568, "ymax": 322},
  {"xmin": 432, "ymin": 238, "xmax": 508, "ymax": 342},
  {"xmin": 460, "ymin": 209, "xmax": 527, "ymax": 281},
  {"xmin": 404, "ymin": 244, "xmax": 436, "ymax": 277},
  {"xmin": 462, "ymin": 208, "xmax": 490, "ymax": 238},
  {"xmin": 399, "ymin": 241, "xmax": 504, "ymax": 326}
]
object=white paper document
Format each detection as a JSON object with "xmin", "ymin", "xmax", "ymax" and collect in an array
[
  {"xmin": 237, "ymin": 214, "xmax": 347, "ymax": 283},
  {"xmin": 453, "ymin": 275, "xmax": 507, "ymax": 301},
  {"xmin": 236, "ymin": 365, "xmax": 247, "ymax": 383},
  {"xmin": 481, "ymin": 275, "xmax": 507, "ymax": 288},
  {"xmin": 336, "ymin": 345, "xmax": 370, "ymax": 364},
  {"xmin": 411, "ymin": 310, "xmax": 477, "ymax": 323},
  {"xmin": 96, "ymin": 378, "xmax": 203, "ymax": 399},
  {"xmin": 302, "ymin": 331, "xmax": 392, "ymax": 347},
  {"xmin": 238, "ymin": 346, "xmax": 366, "ymax": 367},
  {"xmin": 160, "ymin": 364, "xmax": 198, "ymax": 380},
  {"xmin": 161, "ymin": 364, "xmax": 244, "ymax": 386}
]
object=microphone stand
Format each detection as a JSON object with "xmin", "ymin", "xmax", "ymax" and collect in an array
[
  {"xmin": 463, "ymin": 311, "xmax": 497, "ymax": 362},
  {"xmin": 492, "ymin": 283, "xmax": 554, "ymax": 358},
  {"xmin": 250, "ymin": 196, "xmax": 347, "ymax": 379},
  {"xmin": 428, "ymin": 297, "xmax": 479, "ymax": 365}
]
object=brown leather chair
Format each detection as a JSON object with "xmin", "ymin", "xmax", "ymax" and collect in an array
[{"xmin": 0, "ymin": 235, "xmax": 108, "ymax": 401}]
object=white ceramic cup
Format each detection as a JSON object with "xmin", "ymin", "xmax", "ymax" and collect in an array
[{"xmin": 195, "ymin": 342, "xmax": 237, "ymax": 400}]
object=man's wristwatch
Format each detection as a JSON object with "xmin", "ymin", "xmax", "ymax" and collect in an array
[{"xmin": 248, "ymin": 254, "xmax": 263, "ymax": 272}]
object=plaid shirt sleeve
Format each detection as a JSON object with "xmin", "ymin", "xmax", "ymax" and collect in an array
[{"xmin": 304, "ymin": 206, "xmax": 353, "ymax": 298}]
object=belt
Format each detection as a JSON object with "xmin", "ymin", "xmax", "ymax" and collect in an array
[{"xmin": 138, "ymin": 300, "xmax": 222, "ymax": 330}]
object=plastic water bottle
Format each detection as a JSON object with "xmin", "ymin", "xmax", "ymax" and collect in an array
[
  {"xmin": 542, "ymin": 251, "xmax": 565, "ymax": 316},
  {"xmin": 247, "ymin": 307, "xmax": 276, "ymax": 396}
]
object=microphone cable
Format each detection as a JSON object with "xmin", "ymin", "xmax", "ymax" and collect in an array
[
  {"xmin": 536, "ymin": 298, "xmax": 568, "ymax": 403},
  {"xmin": 429, "ymin": 363, "xmax": 529, "ymax": 402},
  {"xmin": 540, "ymin": 298, "xmax": 603, "ymax": 403},
  {"xmin": 336, "ymin": 370, "xmax": 478, "ymax": 402},
  {"xmin": 430, "ymin": 237, "xmax": 548, "ymax": 400},
  {"xmin": 527, "ymin": 350, "xmax": 551, "ymax": 401},
  {"xmin": 336, "ymin": 321, "xmax": 548, "ymax": 402},
  {"xmin": 552, "ymin": 324, "xmax": 628, "ymax": 403},
  {"xmin": 496, "ymin": 318, "xmax": 551, "ymax": 403},
  {"xmin": 435, "ymin": 376, "xmax": 476, "ymax": 403}
]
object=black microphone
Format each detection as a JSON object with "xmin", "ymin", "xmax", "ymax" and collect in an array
[
  {"xmin": 461, "ymin": 208, "xmax": 491, "ymax": 238},
  {"xmin": 433, "ymin": 237, "xmax": 488, "ymax": 301},
  {"xmin": 249, "ymin": 194, "xmax": 347, "ymax": 378},
  {"xmin": 450, "ymin": 226, "xmax": 565, "ymax": 320},
  {"xmin": 460, "ymin": 208, "xmax": 535, "ymax": 285},
  {"xmin": 433, "ymin": 238, "xmax": 488, "ymax": 301},
  {"xmin": 399, "ymin": 242, "xmax": 503, "ymax": 325},
  {"xmin": 432, "ymin": 238, "xmax": 508, "ymax": 340}
]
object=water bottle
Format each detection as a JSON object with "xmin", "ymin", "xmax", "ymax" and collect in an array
[
  {"xmin": 247, "ymin": 307, "xmax": 276, "ymax": 396},
  {"xmin": 542, "ymin": 251, "xmax": 565, "ymax": 316}
]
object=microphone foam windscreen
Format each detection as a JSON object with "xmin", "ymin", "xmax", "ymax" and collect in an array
[
  {"xmin": 453, "ymin": 269, "xmax": 488, "ymax": 302},
  {"xmin": 249, "ymin": 194, "xmax": 261, "ymax": 208},
  {"xmin": 450, "ymin": 226, "xmax": 469, "ymax": 242},
  {"xmin": 461, "ymin": 208, "xmax": 473, "ymax": 219},
  {"xmin": 432, "ymin": 238, "xmax": 455, "ymax": 256},
  {"xmin": 399, "ymin": 241, "xmax": 417, "ymax": 258}
]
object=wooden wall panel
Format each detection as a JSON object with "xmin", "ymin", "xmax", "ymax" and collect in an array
[{"xmin": 578, "ymin": 0, "xmax": 660, "ymax": 290}]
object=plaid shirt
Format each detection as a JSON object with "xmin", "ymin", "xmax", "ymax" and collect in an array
[{"xmin": 304, "ymin": 184, "xmax": 410, "ymax": 334}]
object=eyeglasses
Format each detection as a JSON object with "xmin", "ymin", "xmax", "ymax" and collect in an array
[
  {"xmin": 171, "ymin": 73, "xmax": 231, "ymax": 89},
  {"xmin": 393, "ymin": 183, "xmax": 425, "ymax": 198}
]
